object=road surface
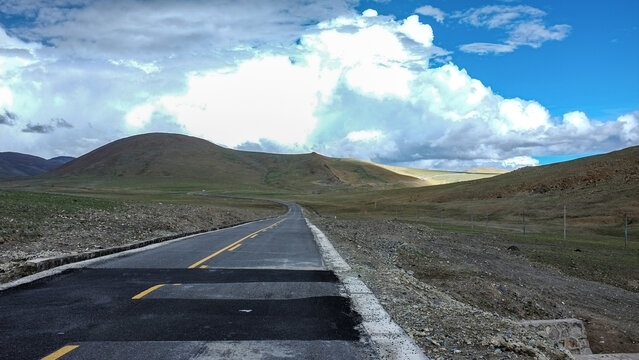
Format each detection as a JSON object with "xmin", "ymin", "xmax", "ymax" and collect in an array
[{"xmin": 0, "ymin": 204, "xmax": 370, "ymax": 359}]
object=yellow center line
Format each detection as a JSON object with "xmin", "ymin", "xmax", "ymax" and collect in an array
[
  {"xmin": 187, "ymin": 218, "xmax": 286, "ymax": 269},
  {"xmin": 200, "ymin": 265, "xmax": 208, "ymax": 269},
  {"xmin": 250, "ymin": 234, "xmax": 258, "ymax": 238},
  {"xmin": 228, "ymin": 243, "xmax": 242, "ymax": 251},
  {"xmin": 132, "ymin": 284, "xmax": 165, "ymax": 300},
  {"xmin": 41, "ymin": 345, "xmax": 79, "ymax": 360}
]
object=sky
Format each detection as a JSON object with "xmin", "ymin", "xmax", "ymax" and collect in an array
[{"xmin": 0, "ymin": 0, "xmax": 637, "ymax": 170}]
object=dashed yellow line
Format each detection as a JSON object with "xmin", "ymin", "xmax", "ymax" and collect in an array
[
  {"xmin": 228, "ymin": 243, "xmax": 242, "ymax": 251},
  {"xmin": 131, "ymin": 284, "xmax": 165, "ymax": 300},
  {"xmin": 41, "ymin": 345, "xmax": 79, "ymax": 360},
  {"xmin": 187, "ymin": 218, "xmax": 285, "ymax": 269}
]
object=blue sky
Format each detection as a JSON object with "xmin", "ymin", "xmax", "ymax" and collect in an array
[
  {"xmin": 357, "ymin": 0, "xmax": 639, "ymax": 119},
  {"xmin": 0, "ymin": 0, "xmax": 637, "ymax": 170}
]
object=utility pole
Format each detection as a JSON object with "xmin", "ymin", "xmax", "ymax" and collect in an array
[
  {"xmin": 563, "ymin": 203, "xmax": 567, "ymax": 245},
  {"xmin": 471, "ymin": 214, "xmax": 474, "ymax": 231},
  {"xmin": 625, "ymin": 213, "xmax": 628, "ymax": 249},
  {"xmin": 522, "ymin": 211, "xmax": 526, "ymax": 235}
]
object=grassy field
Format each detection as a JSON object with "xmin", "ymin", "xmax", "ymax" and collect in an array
[
  {"xmin": 295, "ymin": 189, "xmax": 638, "ymax": 292},
  {"xmin": 0, "ymin": 188, "xmax": 285, "ymax": 242},
  {"xmin": 0, "ymin": 190, "xmax": 121, "ymax": 241}
]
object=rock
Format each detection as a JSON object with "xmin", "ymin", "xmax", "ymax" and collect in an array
[{"xmin": 507, "ymin": 245, "xmax": 520, "ymax": 251}]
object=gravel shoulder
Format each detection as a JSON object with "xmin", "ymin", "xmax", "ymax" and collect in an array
[{"xmin": 310, "ymin": 215, "xmax": 639, "ymax": 358}]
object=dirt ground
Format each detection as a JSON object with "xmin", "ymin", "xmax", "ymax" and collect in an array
[
  {"xmin": 0, "ymin": 202, "xmax": 281, "ymax": 284},
  {"xmin": 311, "ymin": 215, "xmax": 639, "ymax": 358}
]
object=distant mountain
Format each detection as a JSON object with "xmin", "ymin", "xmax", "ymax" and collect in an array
[
  {"xmin": 0, "ymin": 152, "xmax": 75, "ymax": 178},
  {"xmin": 47, "ymin": 133, "xmax": 419, "ymax": 191}
]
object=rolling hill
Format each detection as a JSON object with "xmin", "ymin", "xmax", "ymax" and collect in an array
[
  {"xmin": 412, "ymin": 145, "xmax": 639, "ymax": 202},
  {"xmin": 0, "ymin": 152, "xmax": 74, "ymax": 178},
  {"xmin": 306, "ymin": 145, "xmax": 639, "ymax": 228},
  {"xmin": 46, "ymin": 133, "xmax": 423, "ymax": 192}
]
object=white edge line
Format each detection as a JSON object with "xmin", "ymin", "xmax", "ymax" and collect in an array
[{"xmin": 305, "ymin": 216, "xmax": 429, "ymax": 360}]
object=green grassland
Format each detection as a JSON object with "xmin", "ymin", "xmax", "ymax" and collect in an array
[{"xmin": 0, "ymin": 188, "xmax": 284, "ymax": 243}]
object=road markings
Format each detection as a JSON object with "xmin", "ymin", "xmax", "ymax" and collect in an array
[
  {"xmin": 132, "ymin": 284, "xmax": 165, "ymax": 300},
  {"xmin": 200, "ymin": 265, "xmax": 208, "ymax": 269},
  {"xmin": 187, "ymin": 218, "xmax": 285, "ymax": 268},
  {"xmin": 250, "ymin": 234, "xmax": 258, "ymax": 238},
  {"xmin": 41, "ymin": 345, "xmax": 79, "ymax": 360},
  {"xmin": 229, "ymin": 244, "xmax": 242, "ymax": 251}
]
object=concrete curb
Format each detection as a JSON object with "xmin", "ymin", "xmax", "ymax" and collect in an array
[
  {"xmin": 305, "ymin": 218, "xmax": 428, "ymax": 360},
  {"xmin": 0, "ymin": 219, "xmax": 259, "ymax": 291}
]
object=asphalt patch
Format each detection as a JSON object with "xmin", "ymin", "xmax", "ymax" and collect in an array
[{"xmin": 0, "ymin": 268, "xmax": 358, "ymax": 359}]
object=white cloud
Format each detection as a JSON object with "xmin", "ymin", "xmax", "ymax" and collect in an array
[
  {"xmin": 501, "ymin": 156, "xmax": 539, "ymax": 168},
  {"xmin": 0, "ymin": 1, "xmax": 636, "ymax": 171},
  {"xmin": 125, "ymin": 103, "xmax": 155, "ymax": 128},
  {"xmin": 498, "ymin": 98, "xmax": 551, "ymax": 132},
  {"xmin": 154, "ymin": 56, "xmax": 322, "ymax": 147},
  {"xmin": 415, "ymin": 5, "xmax": 446, "ymax": 23},
  {"xmin": 346, "ymin": 130, "xmax": 382, "ymax": 142},
  {"xmin": 109, "ymin": 59, "xmax": 160, "ymax": 74},
  {"xmin": 398, "ymin": 15, "xmax": 434, "ymax": 47},
  {"xmin": 455, "ymin": 5, "xmax": 571, "ymax": 54},
  {"xmin": 457, "ymin": 5, "xmax": 545, "ymax": 28},
  {"xmin": 618, "ymin": 111, "xmax": 639, "ymax": 143},
  {"xmin": 562, "ymin": 111, "xmax": 591, "ymax": 135},
  {"xmin": 362, "ymin": 9, "xmax": 378, "ymax": 17},
  {"xmin": 459, "ymin": 42, "xmax": 515, "ymax": 54},
  {"xmin": 508, "ymin": 22, "xmax": 570, "ymax": 48}
]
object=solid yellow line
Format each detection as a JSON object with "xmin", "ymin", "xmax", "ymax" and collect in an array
[
  {"xmin": 41, "ymin": 345, "xmax": 79, "ymax": 360},
  {"xmin": 250, "ymin": 234, "xmax": 258, "ymax": 238},
  {"xmin": 132, "ymin": 284, "xmax": 165, "ymax": 300},
  {"xmin": 200, "ymin": 265, "xmax": 208, "ymax": 269},
  {"xmin": 187, "ymin": 218, "xmax": 285, "ymax": 269},
  {"xmin": 228, "ymin": 243, "xmax": 242, "ymax": 251}
]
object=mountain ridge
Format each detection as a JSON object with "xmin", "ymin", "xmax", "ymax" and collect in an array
[
  {"xmin": 0, "ymin": 152, "xmax": 74, "ymax": 178},
  {"xmin": 47, "ymin": 132, "xmax": 420, "ymax": 191}
]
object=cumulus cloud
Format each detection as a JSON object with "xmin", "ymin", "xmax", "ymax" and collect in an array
[
  {"xmin": 415, "ymin": 5, "xmax": 446, "ymax": 23},
  {"xmin": 0, "ymin": 1, "xmax": 636, "ymax": 171},
  {"xmin": 455, "ymin": 5, "xmax": 570, "ymax": 54}
]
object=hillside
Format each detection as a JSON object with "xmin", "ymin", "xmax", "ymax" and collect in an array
[
  {"xmin": 416, "ymin": 145, "xmax": 639, "ymax": 202},
  {"xmin": 0, "ymin": 152, "xmax": 74, "ymax": 178},
  {"xmin": 47, "ymin": 133, "xmax": 420, "ymax": 191},
  {"xmin": 375, "ymin": 164, "xmax": 499, "ymax": 185},
  {"xmin": 299, "ymin": 145, "xmax": 639, "ymax": 231}
]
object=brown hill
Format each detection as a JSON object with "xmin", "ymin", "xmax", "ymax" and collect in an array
[
  {"xmin": 48, "ymin": 133, "xmax": 418, "ymax": 191},
  {"xmin": 424, "ymin": 146, "xmax": 639, "ymax": 201}
]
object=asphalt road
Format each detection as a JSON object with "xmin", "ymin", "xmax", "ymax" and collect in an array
[{"xmin": 0, "ymin": 204, "xmax": 368, "ymax": 359}]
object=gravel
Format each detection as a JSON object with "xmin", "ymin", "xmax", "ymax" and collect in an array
[{"xmin": 310, "ymin": 215, "xmax": 639, "ymax": 358}]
